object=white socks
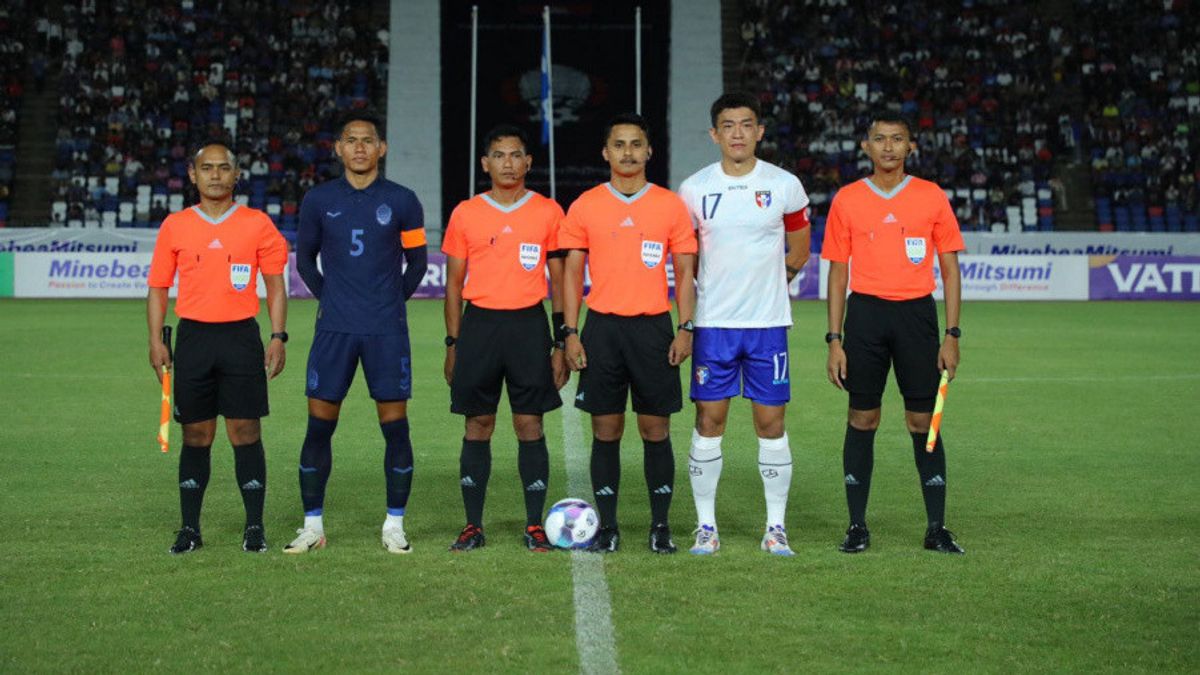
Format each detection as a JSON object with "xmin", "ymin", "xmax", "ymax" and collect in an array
[
  {"xmin": 688, "ymin": 430, "xmax": 724, "ymax": 527},
  {"xmin": 304, "ymin": 514, "xmax": 324, "ymax": 533},
  {"xmin": 383, "ymin": 513, "xmax": 405, "ymax": 531},
  {"xmin": 758, "ymin": 433, "xmax": 792, "ymax": 527}
]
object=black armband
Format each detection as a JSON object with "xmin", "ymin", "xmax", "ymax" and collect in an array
[
  {"xmin": 552, "ymin": 312, "xmax": 566, "ymax": 342},
  {"xmin": 546, "ymin": 249, "xmax": 568, "ymax": 260}
]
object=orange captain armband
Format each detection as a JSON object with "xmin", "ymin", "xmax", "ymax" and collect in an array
[
  {"xmin": 401, "ymin": 227, "xmax": 427, "ymax": 249},
  {"xmin": 784, "ymin": 208, "xmax": 810, "ymax": 232}
]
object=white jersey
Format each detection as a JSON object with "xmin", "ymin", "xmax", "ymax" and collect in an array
[{"xmin": 679, "ymin": 160, "xmax": 809, "ymax": 328}]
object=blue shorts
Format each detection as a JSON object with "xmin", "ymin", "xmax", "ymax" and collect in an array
[
  {"xmin": 305, "ymin": 330, "xmax": 412, "ymax": 402},
  {"xmin": 690, "ymin": 327, "xmax": 790, "ymax": 406}
]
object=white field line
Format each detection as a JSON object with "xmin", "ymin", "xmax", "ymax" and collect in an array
[{"xmin": 560, "ymin": 380, "xmax": 620, "ymax": 675}]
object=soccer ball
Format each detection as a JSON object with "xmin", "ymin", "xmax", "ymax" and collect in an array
[{"xmin": 544, "ymin": 498, "xmax": 599, "ymax": 549}]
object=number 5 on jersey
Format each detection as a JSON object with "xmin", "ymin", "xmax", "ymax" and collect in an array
[{"xmin": 350, "ymin": 229, "xmax": 364, "ymax": 257}]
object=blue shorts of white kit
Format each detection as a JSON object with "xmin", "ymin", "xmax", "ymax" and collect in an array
[
  {"xmin": 690, "ymin": 327, "xmax": 790, "ymax": 406},
  {"xmin": 305, "ymin": 330, "xmax": 412, "ymax": 402}
]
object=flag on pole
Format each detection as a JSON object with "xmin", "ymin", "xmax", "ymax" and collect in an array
[{"xmin": 540, "ymin": 13, "xmax": 552, "ymax": 145}]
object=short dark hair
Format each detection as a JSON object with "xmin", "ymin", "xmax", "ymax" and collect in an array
[
  {"xmin": 864, "ymin": 111, "xmax": 913, "ymax": 139},
  {"xmin": 191, "ymin": 142, "xmax": 237, "ymax": 168},
  {"xmin": 603, "ymin": 112, "xmax": 651, "ymax": 145},
  {"xmin": 709, "ymin": 92, "xmax": 761, "ymax": 128},
  {"xmin": 482, "ymin": 124, "xmax": 529, "ymax": 155},
  {"xmin": 337, "ymin": 110, "xmax": 385, "ymax": 139}
]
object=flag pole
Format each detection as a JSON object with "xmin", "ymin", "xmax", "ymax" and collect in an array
[
  {"xmin": 635, "ymin": 6, "xmax": 642, "ymax": 115},
  {"xmin": 469, "ymin": 5, "xmax": 479, "ymax": 197},
  {"xmin": 543, "ymin": 6, "xmax": 556, "ymax": 201}
]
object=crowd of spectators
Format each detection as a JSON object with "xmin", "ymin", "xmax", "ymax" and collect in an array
[
  {"xmin": 0, "ymin": 2, "xmax": 32, "ymax": 227},
  {"xmin": 43, "ymin": 0, "xmax": 387, "ymax": 230},
  {"xmin": 1076, "ymin": 0, "xmax": 1199, "ymax": 232}
]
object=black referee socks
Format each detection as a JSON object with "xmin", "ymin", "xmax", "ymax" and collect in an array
[
  {"xmin": 843, "ymin": 425, "xmax": 876, "ymax": 527},
  {"xmin": 178, "ymin": 444, "xmax": 212, "ymax": 531},
  {"xmin": 517, "ymin": 438, "xmax": 550, "ymax": 526},
  {"xmin": 460, "ymin": 439, "xmax": 492, "ymax": 527},
  {"xmin": 590, "ymin": 439, "xmax": 622, "ymax": 528},
  {"xmin": 233, "ymin": 441, "xmax": 266, "ymax": 528},
  {"xmin": 911, "ymin": 432, "xmax": 947, "ymax": 529},
  {"xmin": 643, "ymin": 438, "xmax": 674, "ymax": 526}
]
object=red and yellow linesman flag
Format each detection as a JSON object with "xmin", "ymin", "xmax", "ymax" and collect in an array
[
  {"xmin": 158, "ymin": 325, "xmax": 173, "ymax": 453},
  {"xmin": 925, "ymin": 370, "xmax": 951, "ymax": 453}
]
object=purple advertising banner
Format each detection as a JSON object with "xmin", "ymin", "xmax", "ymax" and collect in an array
[
  {"xmin": 1089, "ymin": 255, "xmax": 1200, "ymax": 300},
  {"xmin": 289, "ymin": 251, "xmax": 823, "ymax": 301}
]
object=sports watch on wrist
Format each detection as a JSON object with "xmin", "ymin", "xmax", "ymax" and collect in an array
[
  {"xmin": 444, "ymin": 335, "xmax": 457, "ymax": 347},
  {"xmin": 945, "ymin": 327, "xmax": 961, "ymax": 339},
  {"xmin": 678, "ymin": 320, "xmax": 695, "ymax": 333},
  {"xmin": 270, "ymin": 331, "xmax": 289, "ymax": 343},
  {"xmin": 561, "ymin": 326, "xmax": 579, "ymax": 337},
  {"xmin": 825, "ymin": 332, "xmax": 843, "ymax": 344}
]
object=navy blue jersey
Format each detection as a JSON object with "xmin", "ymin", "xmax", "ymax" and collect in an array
[{"xmin": 297, "ymin": 175, "xmax": 428, "ymax": 335}]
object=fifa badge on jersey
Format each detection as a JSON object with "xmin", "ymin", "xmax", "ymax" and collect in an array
[
  {"xmin": 641, "ymin": 240, "xmax": 664, "ymax": 268},
  {"xmin": 519, "ymin": 243, "xmax": 541, "ymax": 271},
  {"xmin": 376, "ymin": 203, "xmax": 392, "ymax": 226},
  {"xmin": 905, "ymin": 237, "xmax": 927, "ymax": 264},
  {"xmin": 755, "ymin": 190, "xmax": 772, "ymax": 209},
  {"xmin": 229, "ymin": 264, "xmax": 252, "ymax": 291},
  {"xmin": 694, "ymin": 365, "xmax": 711, "ymax": 386}
]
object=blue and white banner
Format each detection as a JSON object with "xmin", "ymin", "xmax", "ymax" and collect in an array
[
  {"xmin": 12, "ymin": 252, "xmax": 271, "ymax": 298},
  {"xmin": 817, "ymin": 255, "xmax": 1090, "ymax": 301},
  {"xmin": 961, "ymin": 232, "xmax": 1200, "ymax": 257}
]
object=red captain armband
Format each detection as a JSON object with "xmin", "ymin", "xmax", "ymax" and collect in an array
[{"xmin": 784, "ymin": 209, "xmax": 810, "ymax": 232}]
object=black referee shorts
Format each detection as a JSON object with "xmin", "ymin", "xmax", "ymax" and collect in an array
[
  {"xmin": 843, "ymin": 292, "xmax": 941, "ymax": 413},
  {"xmin": 575, "ymin": 310, "xmax": 682, "ymax": 417},
  {"xmin": 173, "ymin": 318, "xmax": 269, "ymax": 424},
  {"xmin": 450, "ymin": 303, "xmax": 562, "ymax": 416}
]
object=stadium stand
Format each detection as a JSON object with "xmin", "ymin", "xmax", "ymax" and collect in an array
[
  {"xmin": 1076, "ymin": 0, "xmax": 1199, "ymax": 232},
  {"xmin": 42, "ymin": 0, "xmax": 387, "ymax": 230},
  {"xmin": 0, "ymin": 3, "xmax": 32, "ymax": 228}
]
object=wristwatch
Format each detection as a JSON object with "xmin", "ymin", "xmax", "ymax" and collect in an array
[
  {"xmin": 561, "ymin": 326, "xmax": 579, "ymax": 337},
  {"xmin": 444, "ymin": 335, "xmax": 457, "ymax": 347},
  {"xmin": 678, "ymin": 320, "xmax": 695, "ymax": 332},
  {"xmin": 825, "ymin": 332, "xmax": 843, "ymax": 344},
  {"xmin": 945, "ymin": 327, "xmax": 961, "ymax": 339},
  {"xmin": 270, "ymin": 331, "xmax": 289, "ymax": 343}
]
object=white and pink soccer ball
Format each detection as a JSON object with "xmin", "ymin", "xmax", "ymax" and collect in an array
[{"xmin": 544, "ymin": 498, "xmax": 599, "ymax": 549}]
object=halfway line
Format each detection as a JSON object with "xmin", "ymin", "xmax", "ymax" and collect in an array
[{"xmin": 560, "ymin": 381, "xmax": 620, "ymax": 675}]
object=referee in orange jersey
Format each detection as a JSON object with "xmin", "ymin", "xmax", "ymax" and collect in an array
[
  {"xmin": 442, "ymin": 125, "xmax": 568, "ymax": 553},
  {"xmin": 822, "ymin": 112, "xmax": 965, "ymax": 555},
  {"xmin": 559, "ymin": 113, "xmax": 698, "ymax": 554},
  {"xmin": 147, "ymin": 143, "xmax": 289, "ymax": 555}
]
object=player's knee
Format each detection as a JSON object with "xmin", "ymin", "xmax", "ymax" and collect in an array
[
  {"xmin": 225, "ymin": 418, "xmax": 261, "ymax": 446},
  {"xmin": 847, "ymin": 407, "xmax": 881, "ymax": 431},
  {"xmin": 904, "ymin": 410, "xmax": 932, "ymax": 434},
  {"xmin": 465, "ymin": 415, "xmax": 497, "ymax": 440},
  {"xmin": 636, "ymin": 416, "xmax": 669, "ymax": 442},
  {"xmin": 591, "ymin": 415, "xmax": 624, "ymax": 442},
  {"xmin": 694, "ymin": 408, "xmax": 726, "ymax": 437},
  {"xmin": 308, "ymin": 397, "xmax": 341, "ymax": 421},
  {"xmin": 512, "ymin": 415, "xmax": 543, "ymax": 442}
]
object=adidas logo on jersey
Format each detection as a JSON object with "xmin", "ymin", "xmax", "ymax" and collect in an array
[
  {"xmin": 883, "ymin": 213, "xmax": 898, "ymax": 224},
  {"xmin": 595, "ymin": 486, "xmax": 615, "ymax": 496},
  {"xmin": 525, "ymin": 479, "xmax": 547, "ymax": 492},
  {"xmin": 208, "ymin": 238, "xmax": 223, "ymax": 249},
  {"xmin": 460, "ymin": 476, "xmax": 477, "ymax": 488},
  {"xmin": 924, "ymin": 474, "xmax": 946, "ymax": 487},
  {"xmin": 619, "ymin": 217, "xmax": 635, "ymax": 228},
  {"xmin": 502, "ymin": 225, "xmax": 513, "ymax": 234}
]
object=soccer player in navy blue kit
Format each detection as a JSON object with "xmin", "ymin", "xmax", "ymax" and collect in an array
[{"xmin": 285, "ymin": 111, "xmax": 429, "ymax": 554}]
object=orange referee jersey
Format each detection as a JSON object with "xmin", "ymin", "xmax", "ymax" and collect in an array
[
  {"xmin": 148, "ymin": 204, "xmax": 289, "ymax": 322},
  {"xmin": 558, "ymin": 182, "xmax": 697, "ymax": 316},
  {"xmin": 442, "ymin": 190, "xmax": 564, "ymax": 310},
  {"xmin": 821, "ymin": 176, "xmax": 964, "ymax": 301}
]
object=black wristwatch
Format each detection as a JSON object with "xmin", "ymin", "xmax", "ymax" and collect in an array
[
  {"xmin": 444, "ymin": 335, "xmax": 457, "ymax": 347},
  {"xmin": 561, "ymin": 326, "xmax": 579, "ymax": 337},
  {"xmin": 270, "ymin": 331, "xmax": 289, "ymax": 343},
  {"xmin": 945, "ymin": 327, "xmax": 961, "ymax": 339},
  {"xmin": 678, "ymin": 320, "xmax": 695, "ymax": 333},
  {"xmin": 825, "ymin": 332, "xmax": 843, "ymax": 344}
]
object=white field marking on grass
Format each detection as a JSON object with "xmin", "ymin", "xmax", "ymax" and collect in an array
[{"xmin": 560, "ymin": 380, "xmax": 620, "ymax": 675}]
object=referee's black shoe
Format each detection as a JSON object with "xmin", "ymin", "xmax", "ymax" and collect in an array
[
  {"xmin": 838, "ymin": 524, "xmax": 871, "ymax": 553},
  {"xmin": 449, "ymin": 524, "xmax": 486, "ymax": 552},
  {"xmin": 169, "ymin": 526, "xmax": 203, "ymax": 555},
  {"xmin": 242, "ymin": 525, "xmax": 268, "ymax": 553},
  {"xmin": 923, "ymin": 526, "xmax": 965, "ymax": 555},
  {"xmin": 588, "ymin": 526, "xmax": 620, "ymax": 553},
  {"xmin": 648, "ymin": 523, "xmax": 677, "ymax": 554}
]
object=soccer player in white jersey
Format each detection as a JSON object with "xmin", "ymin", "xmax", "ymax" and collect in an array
[{"xmin": 677, "ymin": 92, "xmax": 811, "ymax": 555}]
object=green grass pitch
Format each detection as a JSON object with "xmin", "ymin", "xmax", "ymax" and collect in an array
[{"xmin": 0, "ymin": 298, "xmax": 1197, "ymax": 672}]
